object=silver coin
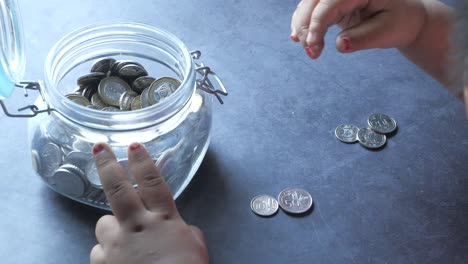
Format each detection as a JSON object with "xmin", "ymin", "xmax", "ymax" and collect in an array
[
  {"xmin": 64, "ymin": 151, "xmax": 92, "ymax": 169},
  {"xmin": 278, "ymin": 188, "xmax": 313, "ymax": 214},
  {"xmin": 119, "ymin": 90, "xmax": 138, "ymax": 111},
  {"xmin": 101, "ymin": 106, "xmax": 121, "ymax": 112},
  {"xmin": 91, "ymin": 58, "xmax": 116, "ymax": 74},
  {"xmin": 86, "ymin": 104, "xmax": 102, "ymax": 110},
  {"xmin": 72, "ymin": 139, "xmax": 93, "ymax": 153},
  {"xmin": 91, "ymin": 93, "xmax": 107, "ymax": 108},
  {"xmin": 335, "ymin": 124, "xmax": 359, "ymax": 143},
  {"xmin": 130, "ymin": 95, "xmax": 142, "ymax": 110},
  {"xmin": 86, "ymin": 159, "xmax": 137, "ymax": 188},
  {"xmin": 52, "ymin": 164, "xmax": 88, "ymax": 198},
  {"xmin": 31, "ymin": 149, "xmax": 41, "ymax": 173},
  {"xmin": 39, "ymin": 142, "xmax": 63, "ymax": 178},
  {"xmin": 118, "ymin": 64, "xmax": 148, "ymax": 82},
  {"xmin": 83, "ymin": 186, "xmax": 104, "ymax": 202},
  {"xmin": 250, "ymin": 195, "xmax": 279, "ymax": 216},
  {"xmin": 65, "ymin": 94, "xmax": 91, "ymax": 107},
  {"xmin": 45, "ymin": 122, "xmax": 74, "ymax": 146},
  {"xmin": 98, "ymin": 77, "xmax": 132, "ymax": 107},
  {"xmin": 72, "ymin": 86, "xmax": 84, "ymax": 94},
  {"xmin": 147, "ymin": 77, "xmax": 181, "ymax": 105},
  {"xmin": 77, "ymin": 72, "xmax": 106, "ymax": 86},
  {"xmin": 85, "ymin": 162, "xmax": 102, "ymax": 189},
  {"xmin": 140, "ymin": 87, "xmax": 151, "ymax": 108},
  {"xmin": 357, "ymin": 127, "xmax": 387, "ymax": 149},
  {"xmin": 367, "ymin": 113, "xmax": 397, "ymax": 134},
  {"xmin": 110, "ymin": 60, "xmax": 144, "ymax": 76},
  {"xmin": 132, "ymin": 76, "xmax": 156, "ymax": 94},
  {"xmin": 81, "ymin": 84, "xmax": 98, "ymax": 100}
]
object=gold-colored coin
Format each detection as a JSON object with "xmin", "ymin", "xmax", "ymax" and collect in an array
[{"xmin": 65, "ymin": 94, "xmax": 91, "ymax": 107}]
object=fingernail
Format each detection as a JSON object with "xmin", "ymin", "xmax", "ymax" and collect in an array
[
  {"xmin": 92, "ymin": 143, "xmax": 106, "ymax": 155},
  {"xmin": 341, "ymin": 37, "xmax": 351, "ymax": 52},
  {"xmin": 129, "ymin": 143, "xmax": 142, "ymax": 152},
  {"xmin": 290, "ymin": 35, "xmax": 299, "ymax": 42}
]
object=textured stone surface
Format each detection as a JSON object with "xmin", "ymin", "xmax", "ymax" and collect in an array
[{"xmin": 1, "ymin": 1, "xmax": 467, "ymax": 263}]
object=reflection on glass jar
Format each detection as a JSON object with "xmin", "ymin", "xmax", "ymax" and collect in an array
[{"xmin": 26, "ymin": 22, "xmax": 222, "ymax": 210}]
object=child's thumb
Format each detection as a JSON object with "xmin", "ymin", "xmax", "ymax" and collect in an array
[{"xmin": 335, "ymin": 12, "xmax": 399, "ymax": 53}]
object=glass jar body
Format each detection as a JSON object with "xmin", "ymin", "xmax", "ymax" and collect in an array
[{"xmin": 27, "ymin": 22, "xmax": 213, "ymax": 210}]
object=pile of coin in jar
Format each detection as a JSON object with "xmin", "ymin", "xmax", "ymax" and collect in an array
[
  {"xmin": 65, "ymin": 58, "xmax": 182, "ymax": 111},
  {"xmin": 335, "ymin": 113, "xmax": 398, "ymax": 149}
]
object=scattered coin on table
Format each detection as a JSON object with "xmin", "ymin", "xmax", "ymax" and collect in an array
[
  {"xmin": 357, "ymin": 127, "xmax": 387, "ymax": 149},
  {"xmin": 278, "ymin": 188, "xmax": 313, "ymax": 214},
  {"xmin": 368, "ymin": 113, "xmax": 397, "ymax": 134},
  {"xmin": 335, "ymin": 124, "xmax": 359, "ymax": 143},
  {"xmin": 335, "ymin": 114, "xmax": 397, "ymax": 150},
  {"xmin": 250, "ymin": 195, "xmax": 279, "ymax": 216}
]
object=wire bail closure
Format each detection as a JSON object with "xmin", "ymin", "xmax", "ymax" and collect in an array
[
  {"xmin": 0, "ymin": 81, "xmax": 54, "ymax": 118},
  {"xmin": 191, "ymin": 51, "xmax": 228, "ymax": 104}
]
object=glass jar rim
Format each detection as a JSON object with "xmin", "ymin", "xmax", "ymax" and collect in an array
[{"xmin": 43, "ymin": 21, "xmax": 196, "ymax": 131}]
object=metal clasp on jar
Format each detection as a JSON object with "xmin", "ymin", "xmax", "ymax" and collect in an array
[
  {"xmin": 191, "ymin": 51, "xmax": 228, "ymax": 104},
  {"xmin": 0, "ymin": 81, "xmax": 55, "ymax": 118}
]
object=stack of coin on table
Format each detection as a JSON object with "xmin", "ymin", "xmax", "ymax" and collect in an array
[
  {"xmin": 335, "ymin": 113, "xmax": 398, "ymax": 149},
  {"xmin": 250, "ymin": 188, "xmax": 313, "ymax": 217},
  {"xmin": 65, "ymin": 58, "xmax": 182, "ymax": 111}
]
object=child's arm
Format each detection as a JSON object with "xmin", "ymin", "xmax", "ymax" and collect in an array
[
  {"xmin": 290, "ymin": 0, "xmax": 461, "ymax": 98},
  {"xmin": 398, "ymin": 1, "xmax": 460, "ymax": 96}
]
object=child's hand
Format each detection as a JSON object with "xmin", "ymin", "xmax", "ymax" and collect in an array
[
  {"xmin": 90, "ymin": 143, "xmax": 209, "ymax": 264},
  {"xmin": 290, "ymin": 0, "xmax": 427, "ymax": 59}
]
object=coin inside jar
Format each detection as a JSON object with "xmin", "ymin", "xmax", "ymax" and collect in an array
[
  {"xmin": 77, "ymin": 72, "xmax": 106, "ymax": 86},
  {"xmin": 101, "ymin": 106, "xmax": 121, "ymax": 112},
  {"xmin": 132, "ymin": 76, "xmax": 156, "ymax": 94},
  {"xmin": 118, "ymin": 64, "xmax": 148, "ymax": 83},
  {"xmin": 91, "ymin": 93, "xmax": 107, "ymax": 108},
  {"xmin": 147, "ymin": 77, "xmax": 181, "ymax": 105},
  {"xmin": 65, "ymin": 94, "xmax": 91, "ymax": 107},
  {"xmin": 130, "ymin": 95, "xmax": 142, "ymax": 110},
  {"xmin": 110, "ymin": 60, "xmax": 144, "ymax": 76},
  {"xmin": 119, "ymin": 90, "xmax": 138, "ymax": 111},
  {"xmin": 91, "ymin": 58, "xmax": 116, "ymax": 74},
  {"xmin": 52, "ymin": 164, "xmax": 88, "ymax": 198},
  {"xmin": 98, "ymin": 76, "xmax": 132, "ymax": 107}
]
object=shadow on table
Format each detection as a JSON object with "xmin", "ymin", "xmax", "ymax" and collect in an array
[
  {"xmin": 41, "ymin": 186, "xmax": 106, "ymax": 225},
  {"xmin": 176, "ymin": 149, "xmax": 226, "ymax": 210}
]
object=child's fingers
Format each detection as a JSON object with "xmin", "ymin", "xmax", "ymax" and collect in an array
[
  {"xmin": 95, "ymin": 215, "xmax": 119, "ymax": 246},
  {"xmin": 93, "ymin": 143, "xmax": 146, "ymax": 223},
  {"xmin": 90, "ymin": 244, "xmax": 106, "ymax": 264},
  {"xmin": 305, "ymin": 0, "xmax": 365, "ymax": 58},
  {"xmin": 127, "ymin": 143, "xmax": 179, "ymax": 218},
  {"xmin": 291, "ymin": 0, "xmax": 318, "ymax": 42},
  {"xmin": 335, "ymin": 12, "xmax": 401, "ymax": 53}
]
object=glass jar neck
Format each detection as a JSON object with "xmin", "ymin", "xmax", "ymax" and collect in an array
[{"xmin": 43, "ymin": 22, "xmax": 195, "ymax": 131}]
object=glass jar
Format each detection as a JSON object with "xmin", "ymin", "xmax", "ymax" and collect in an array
[{"xmin": 0, "ymin": 2, "xmax": 227, "ymax": 210}]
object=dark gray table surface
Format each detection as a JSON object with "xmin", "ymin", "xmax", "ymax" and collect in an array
[{"xmin": 1, "ymin": 1, "xmax": 467, "ymax": 263}]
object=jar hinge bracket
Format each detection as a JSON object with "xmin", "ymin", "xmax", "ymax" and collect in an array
[
  {"xmin": 191, "ymin": 51, "xmax": 228, "ymax": 104},
  {"xmin": 0, "ymin": 81, "xmax": 55, "ymax": 118}
]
